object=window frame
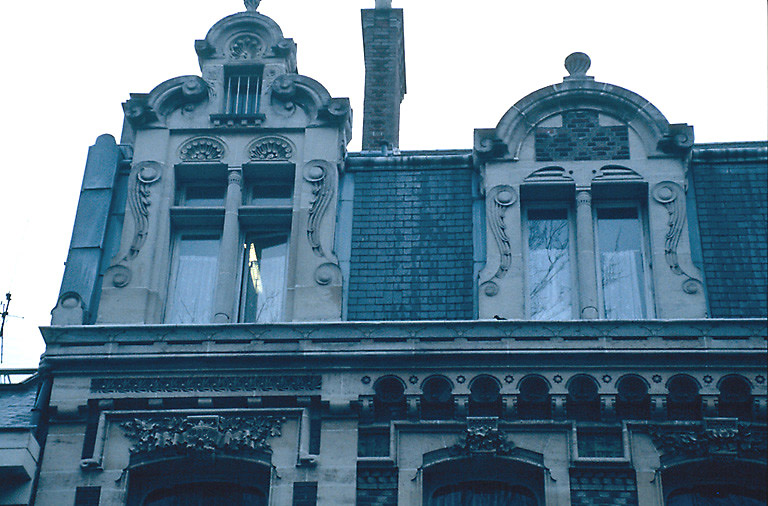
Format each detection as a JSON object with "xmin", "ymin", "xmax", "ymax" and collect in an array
[
  {"xmin": 522, "ymin": 203, "xmax": 578, "ymax": 320},
  {"xmin": 592, "ymin": 200, "xmax": 655, "ymax": 319},
  {"xmin": 236, "ymin": 229, "xmax": 291, "ymax": 323},
  {"xmin": 165, "ymin": 232, "xmax": 222, "ymax": 324}
]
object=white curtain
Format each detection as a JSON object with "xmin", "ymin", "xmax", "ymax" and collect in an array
[
  {"xmin": 167, "ymin": 248, "xmax": 218, "ymax": 324},
  {"xmin": 529, "ymin": 249, "xmax": 572, "ymax": 320},
  {"xmin": 252, "ymin": 242, "xmax": 287, "ymax": 323},
  {"xmin": 601, "ymin": 250, "xmax": 643, "ymax": 319}
]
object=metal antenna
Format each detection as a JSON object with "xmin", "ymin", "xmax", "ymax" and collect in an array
[{"xmin": 0, "ymin": 292, "xmax": 10, "ymax": 364}]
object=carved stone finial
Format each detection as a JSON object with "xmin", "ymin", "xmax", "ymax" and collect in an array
[
  {"xmin": 565, "ymin": 52, "xmax": 591, "ymax": 77},
  {"xmin": 244, "ymin": 0, "xmax": 261, "ymax": 11}
]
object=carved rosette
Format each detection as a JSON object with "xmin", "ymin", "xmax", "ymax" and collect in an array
[
  {"xmin": 121, "ymin": 415, "xmax": 284, "ymax": 457},
  {"xmin": 229, "ymin": 34, "xmax": 264, "ymax": 59},
  {"xmin": 303, "ymin": 160, "xmax": 335, "ymax": 260},
  {"xmin": 481, "ymin": 185, "xmax": 517, "ymax": 297},
  {"xmin": 248, "ymin": 137, "xmax": 293, "ymax": 161},
  {"xmin": 651, "ymin": 181, "xmax": 702, "ymax": 294},
  {"xmin": 179, "ymin": 137, "xmax": 226, "ymax": 162},
  {"xmin": 453, "ymin": 419, "xmax": 515, "ymax": 456},
  {"xmin": 648, "ymin": 423, "xmax": 767, "ymax": 462}
]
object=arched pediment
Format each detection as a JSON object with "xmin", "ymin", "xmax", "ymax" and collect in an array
[
  {"xmin": 269, "ymin": 74, "xmax": 352, "ymax": 135},
  {"xmin": 195, "ymin": 11, "xmax": 296, "ymax": 72},
  {"xmin": 485, "ymin": 53, "xmax": 692, "ymax": 161},
  {"xmin": 123, "ymin": 76, "xmax": 210, "ymax": 127}
]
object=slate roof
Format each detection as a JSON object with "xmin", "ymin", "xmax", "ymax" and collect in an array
[
  {"xmin": 691, "ymin": 142, "xmax": 768, "ymax": 317},
  {"xmin": 0, "ymin": 375, "xmax": 38, "ymax": 429}
]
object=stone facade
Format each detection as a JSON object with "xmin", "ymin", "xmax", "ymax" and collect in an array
[{"xmin": 1, "ymin": 2, "xmax": 766, "ymax": 506}]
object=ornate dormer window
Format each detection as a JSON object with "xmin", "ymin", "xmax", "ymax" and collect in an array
[{"xmin": 224, "ymin": 66, "xmax": 263, "ymax": 116}]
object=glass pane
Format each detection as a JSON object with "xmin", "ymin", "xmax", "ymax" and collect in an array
[
  {"xmin": 184, "ymin": 186, "xmax": 225, "ymax": 207},
  {"xmin": 527, "ymin": 209, "xmax": 572, "ymax": 320},
  {"xmin": 144, "ymin": 482, "xmax": 267, "ymax": 506},
  {"xmin": 430, "ymin": 482, "xmax": 537, "ymax": 506},
  {"xmin": 242, "ymin": 236, "xmax": 288, "ymax": 323},
  {"xmin": 166, "ymin": 237, "xmax": 219, "ymax": 324},
  {"xmin": 597, "ymin": 208, "xmax": 646, "ymax": 319}
]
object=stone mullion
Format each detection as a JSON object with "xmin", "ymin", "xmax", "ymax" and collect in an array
[
  {"xmin": 213, "ymin": 166, "xmax": 243, "ymax": 323},
  {"xmin": 575, "ymin": 189, "xmax": 599, "ymax": 319}
]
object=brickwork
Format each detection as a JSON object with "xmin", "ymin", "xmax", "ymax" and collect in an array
[
  {"xmin": 293, "ymin": 482, "xmax": 318, "ymax": 506},
  {"xmin": 691, "ymin": 151, "xmax": 768, "ymax": 317},
  {"xmin": 570, "ymin": 469, "xmax": 639, "ymax": 506},
  {"xmin": 536, "ymin": 110, "xmax": 629, "ymax": 161},
  {"xmin": 0, "ymin": 382, "xmax": 36, "ymax": 428},
  {"xmin": 361, "ymin": 9, "xmax": 405, "ymax": 150},
  {"xmin": 348, "ymin": 167, "xmax": 474, "ymax": 320},
  {"xmin": 356, "ymin": 464, "xmax": 398, "ymax": 506}
]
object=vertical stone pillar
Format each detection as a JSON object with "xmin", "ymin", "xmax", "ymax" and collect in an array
[
  {"xmin": 576, "ymin": 189, "xmax": 599, "ymax": 319},
  {"xmin": 213, "ymin": 167, "xmax": 243, "ymax": 323}
]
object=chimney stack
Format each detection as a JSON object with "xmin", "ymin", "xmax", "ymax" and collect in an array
[{"xmin": 361, "ymin": 3, "xmax": 406, "ymax": 150}]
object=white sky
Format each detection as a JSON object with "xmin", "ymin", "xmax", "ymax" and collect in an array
[{"xmin": 0, "ymin": 0, "xmax": 765, "ymax": 368}]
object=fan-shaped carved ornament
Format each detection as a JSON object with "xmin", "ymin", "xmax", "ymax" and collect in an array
[
  {"xmin": 249, "ymin": 137, "xmax": 293, "ymax": 161},
  {"xmin": 179, "ymin": 137, "xmax": 226, "ymax": 162},
  {"xmin": 229, "ymin": 34, "xmax": 264, "ymax": 59}
]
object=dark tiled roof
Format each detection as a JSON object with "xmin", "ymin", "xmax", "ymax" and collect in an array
[
  {"xmin": 691, "ymin": 142, "xmax": 768, "ymax": 317},
  {"xmin": 348, "ymin": 158, "xmax": 475, "ymax": 320},
  {"xmin": 0, "ymin": 378, "xmax": 38, "ymax": 428}
]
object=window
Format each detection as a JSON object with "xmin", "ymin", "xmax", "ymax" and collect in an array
[
  {"xmin": 240, "ymin": 234, "xmax": 288, "ymax": 323},
  {"xmin": 595, "ymin": 206, "xmax": 649, "ymax": 319},
  {"xmin": 176, "ymin": 185, "xmax": 226, "ymax": 207},
  {"xmin": 166, "ymin": 235, "xmax": 220, "ymax": 323},
  {"xmin": 430, "ymin": 482, "xmax": 537, "ymax": 506},
  {"xmin": 525, "ymin": 208, "xmax": 574, "ymax": 319},
  {"xmin": 144, "ymin": 482, "xmax": 266, "ymax": 506},
  {"xmin": 224, "ymin": 70, "xmax": 262, "ymax": 116},
  {"xmin": 250, "ymin": 180, "xmax": 293, "ymax": 207}
]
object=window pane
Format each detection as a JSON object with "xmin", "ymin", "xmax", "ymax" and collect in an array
[
  {"xmin": 167, "ymin": 237, "xmax": 219, "ymax": 324},
  {"xmin": 597, "ymin": 208, "xmax": 646, "ymax": 319},
  {"xmin": 226, "ymin": 74, "xmax": 262, "ymax": 115},
  {"xmin": 527, "ymin": 209, "xmax": 572, "ymax": 320},
  {"xmin": 242, "ymin": 236, "xmax": 288, "ymax": 323},
  {"xmin": 183, "ymin": 186, "xmax": 226, "ymax": 207}
]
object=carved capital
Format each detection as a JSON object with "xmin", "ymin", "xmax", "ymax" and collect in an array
[{"xmin": 575, "ymin": 189, "xmax": 592, "ymax": 207}]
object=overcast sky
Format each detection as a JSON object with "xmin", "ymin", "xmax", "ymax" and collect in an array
[{"xmin": 0, "ymin": 0, "xmax": 765, "ymax": 368}]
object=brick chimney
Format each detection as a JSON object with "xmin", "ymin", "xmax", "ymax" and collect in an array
[{"xmin": 361, "ymin": 2, "xmax": 406, "ymax": 151}]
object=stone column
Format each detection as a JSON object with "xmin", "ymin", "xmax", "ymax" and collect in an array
[
  {"xmin": 213, "ymin": 167, "xmax": 243, "ymax": 323},
  {"xmin": 576, "ymin": 189, "xmax": 599, "ymax": 319}
]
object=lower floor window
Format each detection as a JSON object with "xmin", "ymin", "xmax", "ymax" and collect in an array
[
  {"xmin": 667, "ymin": 485, "xmax": 765, "ymax": 506},
  {"xmin": 430, "ymin": 481, "xmax": 537, "ymax": 506},
  {"xmin": 144, "ymin": 482, "xmax": 266, "ymax": 506}
]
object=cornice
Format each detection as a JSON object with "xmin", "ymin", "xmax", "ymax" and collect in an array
[{"xmin": 691, "ymin": 143, "xmax": 768, "ymax": 163}]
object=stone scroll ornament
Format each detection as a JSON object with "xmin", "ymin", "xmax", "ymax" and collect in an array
[
  {"xmin": 481, "ymin": 185, "xmax": 517, "ymax": 297},
  {"xmin": 652, "ymin": 181, "xmax": 702, "ymax": 294},
  {"xmin": 304, "ymin": 161, "xmax": 336, "ymax": 259},
  {"xmin": 108, "ymin": 162, "xmax": 163, "ymax": 288},
  {"xmin": 121, "ymin": 415, "xmax": 284, "ymax": 457}
]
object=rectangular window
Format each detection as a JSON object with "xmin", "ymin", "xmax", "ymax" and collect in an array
[
  {"xmin": 240, "ymin": 234, "xmax": 288, "ymax": 323},
  {"xmin": 225, "ymin": 72, "xmax": 262, "ymax": 115},
  {"xmin": 166, "ymin": 235, "xmax": 220, "ymax": 323},
  {"xmin": 250, "ymin": 180, "xmax": 294, "ymax": 207},
  {"xmin": 596, "ymin": 207, "xmax": 647, "ymax": 319},
  {"xmin": 526, "ymin": 208, "xmax": 573, "ymax": 320},
  {"xmin": 177, "ymin": 185, "xmax": 226, "ymax": 207}
]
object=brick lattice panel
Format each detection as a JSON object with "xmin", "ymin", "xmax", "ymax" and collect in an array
[
  {"xmin": 348, "ymin": 168, "xmax": 474, "ymax": 320},
  {"xmin": 535, "ymin": 110, "xmax": 629, "ymax": 161},
  {"xmin": 570, "ymin": 469, "xmax": 639, "ymax": 506},
  {"xmin": 691, "ymin": 158, "xmax": 768, "ymax": 317},
  {"xmin": 356, "ymin": 465, "xmax": 398, "ymax": 506}
]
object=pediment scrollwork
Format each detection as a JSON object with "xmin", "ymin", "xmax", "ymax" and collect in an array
[
  {"xmin": 651, "ymin": 181, "xmax": 702, "ymax": 294},
  {"xmin": 121, "ymin": 414, "xmax": 284, "ymax": 457}
]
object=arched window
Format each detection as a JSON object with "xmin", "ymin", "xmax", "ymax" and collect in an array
[
  {"xmin": 469, "ymin": 375, "xmax": 502, "ymax": 417},
  {"xmin": 662, "ymin": 460, "xmax": 767, "ymax": 506},
  {"xmin": 421, "ymin": 375, "xmax": 454, "ymax": 419},
  {"xmin": 430, "ymin": 481, "xmax": 537, "ymax": 506},
  {"xmin": 144, "ymin": 482, "xmax": 266, "ymax": 506},
  {"xmin": 667, "ymin": 374, "xmax": 700, "ymax": 420},
  {"xmin": 667, "ymin": 485, "xmax": 765, "ymax": 506},
  {"xmin": 374, "ymin": 375, "xmax": 407, "ymax": 421},
  {"xmin": 517, "ymin": 375, "xmax": 550, "ymax": 419},
  {"xmin": 616, "ymin": 374, "xmax": 649, "ymax": 420},
  {"xmin": 422, "ymin": 455, "xmax": 544, "ymax": 506},
  {"xmin": 718, "ymin": 375, "xmax": 752, "ymax": 420},
  {"xmin": 566, "ymin": 374, "xmax": 600, "ymax": 421}
]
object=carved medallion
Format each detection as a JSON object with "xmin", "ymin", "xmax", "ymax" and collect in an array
[
  {"xmin": 229, "ymin": 34, "xmax": 264, "ymax": 59},
  {"xmin": 179, "ymin": 137, "xmax": 226, "ymax": 162}
]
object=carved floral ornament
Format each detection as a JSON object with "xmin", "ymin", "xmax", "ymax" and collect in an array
[
  {"xmin": 179, "ymin": 137, "xmax": 226, "ymax": 162},
  {"xmin": 248, "ymin": 136, "xmax": 293, "ymax": 161},
  {"xmin": 453, "ymin": 418, "xmax": 515, "ymax": 456},
  {"xmin": 120, "ymin": 415, "xmax": 284, "ymax": 457},
  {"xmin": 651, "ymin": 181, "xmax": 702, "ymax": 294},
  {"xmin": 229, "ymin": 34, "xmax": 265, "ymax": 59},
  {"xmin": 481, "ymin": 185, "xmax": 518, "ymax": 297},
  {"xmin": 648, "ymin": 423, "xmax": 767, "ymax": 461},
  {"xmin": 91, "ymin": 375, "xmax": 322, "ymax": 393}
]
